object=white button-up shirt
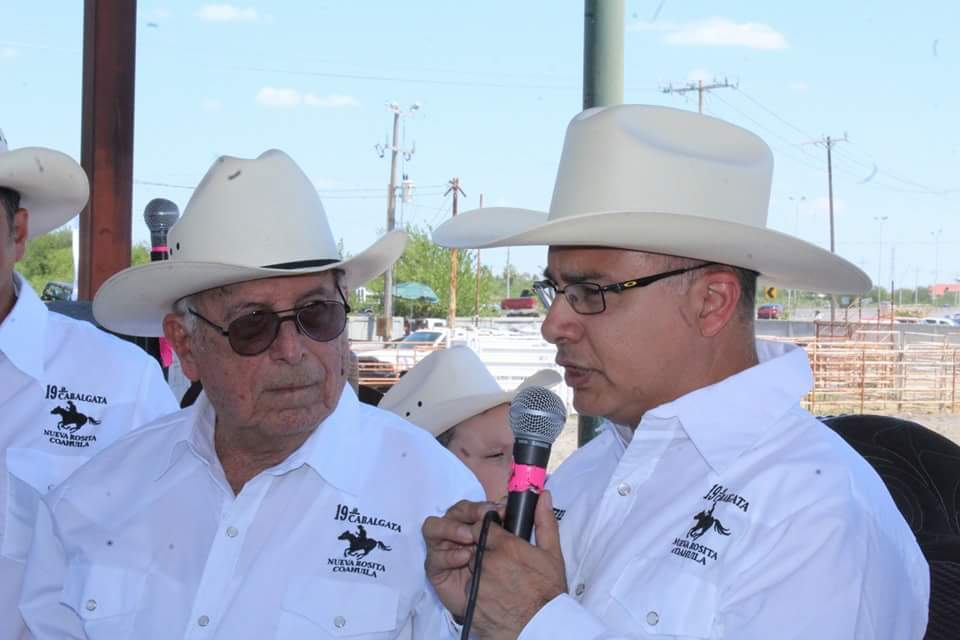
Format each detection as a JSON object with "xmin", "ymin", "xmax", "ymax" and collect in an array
[
  {"xmin": 20, "ymin": 384, "xmax": 483, "ymax": 639},
  {"xmin": 1, "ymin": 272, "xmax": 177, "ymax": 640},
  {"xmin": 522, "ymin": 341, "xmax": 929, "ymax": 639}
]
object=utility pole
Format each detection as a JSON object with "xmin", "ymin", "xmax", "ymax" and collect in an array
[
  {"xmin": 446, "ymin": 178, "xmax": 465, "ymax": 330},
  {"xmin": 580, "ymin": 0, "xmax": 624, "ymax": 447},
  {"xmin": 874, "ymin": 215, "xmax": 888, "ymax": 304},
  {"xmin": 662, "ymin": 78, "xmax": 737, "ymax": 113},
  {"xmin": 475, "ymin": 193, "xmax": 484, "ymax": 327},
  {"xmin": 375, "ymin": 102, "xmax": 419, "ymax": 339},
  {"xmin": 808, "ymin": 133, "xmax": 848, "ymax": 323}
]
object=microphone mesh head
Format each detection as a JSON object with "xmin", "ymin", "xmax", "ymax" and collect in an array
[{"xmin": 509, "ymin": 386, "xmax": 567, "ymax": 445}]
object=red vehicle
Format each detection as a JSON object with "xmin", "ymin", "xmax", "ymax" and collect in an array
[
  {"xmin": 501, "ymin": 290, "xmax": 539, "ymax": 316},
  {"xmin": 756, "ymin": 303, "xmax": 784, "ymax": 320}
]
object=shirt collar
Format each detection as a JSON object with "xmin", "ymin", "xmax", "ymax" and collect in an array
[
  {"xmin": 158, "ymin": 384, "xmax": 376, "ymax": 496},
  {"xmin": 0, "ymin": 272, "xmax": 48, "ymax": 380},
  {"xmin": 643, "ymin": 340, "xmax": 813, "ymax": 475}
]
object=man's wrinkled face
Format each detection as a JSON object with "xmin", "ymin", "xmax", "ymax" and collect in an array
[
  {"xmin": 540, "ymin": 246, "xmax": 699, "ymax": 427},
  {"xmin": 168, "ymin": 272, "xmax": 349, "ymax": 440}
]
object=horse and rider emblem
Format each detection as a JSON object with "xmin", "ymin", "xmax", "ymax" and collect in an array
[
  {"xmin": 687, "ymin": 502, "xmax": 732, "ymax": 541},
  {"xmin": 50, "ymin": 400, "xmax": 101, "ymax": 433},
  {"xmin": 338, "ymin": 525, "xmax": 392, "ymax": 558}
]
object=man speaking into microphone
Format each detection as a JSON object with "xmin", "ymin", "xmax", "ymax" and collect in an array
[{"xmin": 422, "ymin": 106, "xmax": 928, "ymax": 639}]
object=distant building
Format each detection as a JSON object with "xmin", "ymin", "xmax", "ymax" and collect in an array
[{"xmin": 928, "ymin": 283, "xmax": 960, "ymax": 298}]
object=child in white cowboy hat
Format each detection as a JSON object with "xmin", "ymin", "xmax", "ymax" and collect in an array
[
  {"xmin": 19, "ymin": 149, "xmax": 483, "ymax": 639},
  {"xmin": 380, "ymin": 346, "xmax": 561, "ymax": 502},
  {"xmin": 423, "ymin": 105, "xmax": 927, "ymax": 639},
  {"xmin": 0, "ymin": 129, "xmax": 177, "ymax": 639}
]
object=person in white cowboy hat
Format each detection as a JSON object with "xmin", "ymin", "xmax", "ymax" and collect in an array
[
  {"xmin": 18, "ymin": 149, "xmax": 483, "ymax": 639},
  {"xmin": 422, "ymin": 106, "xmax": 928, "ymax": 639},
  {"xmin": 0, "ymin": 129, "xmax": 177, "ymax": 640},
  {"xmin": 380, "ymin": 346, "xmax": 562, "ymax": 502}
]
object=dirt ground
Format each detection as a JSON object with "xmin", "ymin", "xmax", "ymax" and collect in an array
[{"xmin": 548, "ymin": 411, "xmax": 960, "ymax": 472}]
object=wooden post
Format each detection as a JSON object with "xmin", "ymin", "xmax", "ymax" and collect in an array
[{"xmin": 78, "ymin": 0, "xmax": 137, "ymax": 300}]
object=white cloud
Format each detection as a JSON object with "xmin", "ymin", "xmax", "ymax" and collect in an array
[
  {"xmin": 200, "ymin": 98, "xmax": 223, "ymax": 111},
  {"xmin": 145, "ymin": 8, "xmax": 172, "ymax": 20},
  {"xmin": 256, "ymin": 87, "xmax": 302, "ymax": 107},
  {"xmin": 687, "ymin": 68, "xmax": 713, "ymax": 83},
  {"xmin": 195, "ymin": 4, "xmax": 263, "ymax": 22},
  {"xmin": 0, "ymin": 46, "xmax": 19, "ymax": 59},
  {"xmin": 304, "ymin": 94, "xmax": 359, "ymax": 108},
  {"xmin": 630, "ymin": 17, "xmax": 787, "ymax": 50}
]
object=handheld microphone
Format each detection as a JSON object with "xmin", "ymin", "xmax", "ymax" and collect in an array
[{"xmin": 504, "ymin": 386, "xmax": 567, "ymax": 540}]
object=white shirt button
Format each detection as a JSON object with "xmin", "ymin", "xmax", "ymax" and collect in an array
[
  {"xmin": 574, "ymin": 583, "xmax": 586, "ymax": 596},
  {"xmin": 617, "ymin": 483, "xmax": 632, "ymax": 496},
  {"xmin": 85, "ymin": 599, "xmax": 97, "ymax": 611},
  {"xmin": 226, "ymin": 526, "xmax": 239, "ymax": 538},
  {"xmin": 334, "ymin": 615, "xmax": 346, "ymax": 628},
  {"xmin": 646, "ymin": 611, "xmax": 659, "ymax": 626},
  {"xmin": 198, "ymin": 615, "xmax": 210, "ymax": 627}
]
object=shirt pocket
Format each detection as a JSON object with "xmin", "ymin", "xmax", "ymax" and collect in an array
[
  {"xmin": 605, "ymin": 557, "xmax": 718, "ymax": 638},
  {"xmin": 276, "ymin": 577, "xmax": 401, "ymax": 638},
  {"xmin": 60, "ymin": 562, "xmax": 146, "ymax": 640},
  {"xmin": 2, "ymin": 448, "xmax": 87, "ymax": 561}
]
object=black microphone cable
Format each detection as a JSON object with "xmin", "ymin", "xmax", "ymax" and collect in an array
[{"xmin": 460, "ymin": 510, "xmax": 502, "ymax": 640}]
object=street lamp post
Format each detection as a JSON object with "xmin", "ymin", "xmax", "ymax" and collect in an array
[
  {"xmin": 874, "ymin": 216, "xmax": 888, "ymax": 304},
  {"xmin": 787, "ymin": 195, "xmax": 807, "ymax": 314}
]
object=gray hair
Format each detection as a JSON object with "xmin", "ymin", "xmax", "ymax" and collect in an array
[
  {"xmin": 172, "ymin": 294, "xmax": 200, "ymax": 334},
  {"xmin": 662, "ymin": 255, "xmax": 758, "ymax": 324}
]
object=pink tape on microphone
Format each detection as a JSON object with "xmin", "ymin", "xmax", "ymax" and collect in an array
[{"xmin": 508, "ymin": 463, "xmax": 547, "ymax": 493}]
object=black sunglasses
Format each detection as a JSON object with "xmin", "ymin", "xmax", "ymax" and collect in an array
[
  {"xmin": 188, "ymin": 289, "xmax": 351, "ymax": 356},
  {"xmin": 533, "ymin": 262, "xmax": 715, "ymax": 315}
]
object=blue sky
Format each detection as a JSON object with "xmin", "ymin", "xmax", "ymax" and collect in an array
[{"xmin": 2, "ymin": 1, "xmax": 958, "ymax": 289}]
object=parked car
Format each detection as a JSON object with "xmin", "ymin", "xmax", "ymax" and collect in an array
[
  {"xmin": 40, "ymin": 281, "xmax": 73, "ymax": 302},
  {"xmin": 756, "ymin": 303, "xmax": 784, "ymax": 320},
  {"xmin": 920, "ymin": 317, "xmax": 958, "ymax": 326}
]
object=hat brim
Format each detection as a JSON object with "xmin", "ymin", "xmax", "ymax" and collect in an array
[
  {"xmin": 418, "ymin": 368, "xmax": 563, "ymax": 437},
  {"xmin": 433, "ymin": 207, "xmax": 871, "ymax": 294},
  {"xmin": 0, "ymin": 147, "xmax": 89, "ymax": 238},
  {"xmin": 93, "ymin": 230, "xmax": 407, "ymax": 337}
]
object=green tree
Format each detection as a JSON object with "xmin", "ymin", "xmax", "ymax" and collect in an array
[
  {"xmin": 17, "ymin": 231, "xmax": 152, "ymax": 296},
  {"xmin": 361, "ymin": 224, "xmax": 503, "ymax": 318}
]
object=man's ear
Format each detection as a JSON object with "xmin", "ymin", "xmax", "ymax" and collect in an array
[
  {"xmin": 12, "ymin": 209, "xmax": 28, "ymax": 262},
  {"xmin": 163, "ymin": 313, "xmax": 201, "ymax": 381},
  {"xmin": 694, "ymin": 270, "xmax": 742, "ymax": 338}
]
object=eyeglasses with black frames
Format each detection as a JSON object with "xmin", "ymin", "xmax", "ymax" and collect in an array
[
  {"xmin": 532, "ymin": 262, "xmax": 715, "ymax": 315},
  {"xmin": 188, "ymin": 288, "xmax": 351, "ymax": 356}
]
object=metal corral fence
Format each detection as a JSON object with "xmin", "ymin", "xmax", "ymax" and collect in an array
[{"xmin": 766, "ymin": 324, "xmax": 960, "ymax": 415}]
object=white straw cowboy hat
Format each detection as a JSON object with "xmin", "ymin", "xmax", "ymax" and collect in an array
[
  {"xmin": 379, "ymin": 346, "xmax": 562, "ymax": 437},
  {"xmin": 433, "ymin": 105, "xmax": 870, "ymax": 294},
  {"xmin": 93, "ymin": 149, "xmax": 407, "ymax": 337},
  {"xmin": 0, "ymin": 129, "xmax": 89, "ymax": 238}
]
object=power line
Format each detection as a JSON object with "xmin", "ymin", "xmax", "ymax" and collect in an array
[{"xmin": 662, "ymin": 77, "xmax": 737, "ymax": 114}]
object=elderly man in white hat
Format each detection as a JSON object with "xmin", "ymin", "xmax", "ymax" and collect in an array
[
  {"xmin": 19, "ymin": 150, "xmax": 482, "ymax": 638},
  {"xmin": 381, "ymin": 346, "xmax": 561, "ymax": 502},
  {"xmin": 0, "ymin": 130, "xmax": 177, "ymax": 639},
  {"xmin": 422, "ymin": 106, "xmax": 928, "ymax": 639}
]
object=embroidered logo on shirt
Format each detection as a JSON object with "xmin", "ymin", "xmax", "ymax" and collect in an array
[
  {"xmin": 334, "ymin": 504, "xmax": 403, "ymax": 533},
  {"xmin": 43, "ymin": 400, "xmax": 102, "ymax": 448},
  {"xmin": 45, "ymin": 384, "xmax": 108, "ymax": 405},
  {"xmin": 670, "ymin": 485, "xmax": 749, "ymax": 566},
  {"xmin": 702, "ymin": 483, "xmax": 750, "ymax": 512},
  {"xmin": 687, "ymin": 503, "xmax": 731, "ymax": 540},
  {"xmin": 338, "ymin": 525, "xmax": 392, "ymax": 558}
]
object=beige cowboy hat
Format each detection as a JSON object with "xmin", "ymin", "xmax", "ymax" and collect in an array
[
  {"xmin": 432, "ymin": 105, "xmax": 870, "ymax": 294},
  {"xmin": 379, "ymin": 346, "xmax": 563, "ymax": 437},
  {"xmin": 93, "ymin": 149, "xmax": 407, "ymax": 337},
  {"xmin": 0, "ymin": 129, "xmax": 89, "ymax": 238}
]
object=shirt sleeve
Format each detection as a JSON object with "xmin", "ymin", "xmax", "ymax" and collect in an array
[{"xmin": 18, "ymin": 498, "xmax": 86, "ymax": 639}]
